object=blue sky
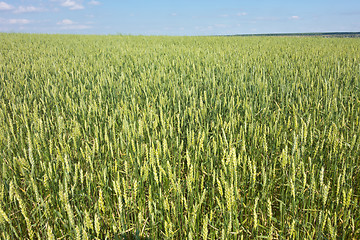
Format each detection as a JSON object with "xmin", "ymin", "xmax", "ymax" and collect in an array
[{"xmin": 0, "ymin": 0, "xmax": 359, "ymax": 35}]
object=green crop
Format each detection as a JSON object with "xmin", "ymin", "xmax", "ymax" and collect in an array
[{"xmin": 0, "ymin": 33, "xmax": 359, "ymax": 239}]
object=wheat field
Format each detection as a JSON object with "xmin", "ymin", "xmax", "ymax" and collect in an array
[{"xmin": 0, "ymin": 33, "xmax": 359, "ymax": 239}]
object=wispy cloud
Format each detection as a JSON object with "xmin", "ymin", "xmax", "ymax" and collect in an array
[
  {"xmin": 60, "ymin": 0, "xmax": 84, "ymax": 10},
  {"xmin": 195, "ymin": 23, "xmax": 229, "ymax": 32},
  {"xmin": 290, "ymin": 16, "xmax": 300, "ymax": 20},
  {"xmin": 57, "ymin": 19, "xmax": 74, "ymax": 25},
  {"xmin": 57, "ymin": 18, "xmax": 91, "ymax": 29},
  {"xmin": 0, "ymin": 1, "xmax": 13, "ymax": 10},
  {"xmin": 237, "ymin": 12, "xmax": 248, "ymax": 16},
  {"xmin": 8, "ymin": 19, "xmax": 31, "ymax": 24},
  {"xmin": 88, "ymin": 0, "xmax": 101, "ymax": 6},
  {"xmin": 14, "ymin": 6, "xmax": 45, "ymax": 14},
  {"xmin": 0, "ymin": 18, "xmax": 31, "ymax": 24},
  {"xmin": 64, "ymin": 24, "xmax": 91, "ymax": 29},
  {"xmin": 219, "ymin": 12, "xmax": 247, "ymax": 18}
]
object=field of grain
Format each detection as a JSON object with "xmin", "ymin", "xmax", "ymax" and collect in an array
[{"xmin": 0, "ymin": 33, "xmax": 359, "ymax": 239}]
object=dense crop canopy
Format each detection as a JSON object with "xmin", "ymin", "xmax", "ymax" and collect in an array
[{"xmin": 0, "ymin": 33, "xmax": 359, "ymax": 239}]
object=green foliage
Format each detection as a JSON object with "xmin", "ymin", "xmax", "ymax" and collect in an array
[{"xmin": 0, "ymin": 33, "xmax": 359, "ymax": 239}]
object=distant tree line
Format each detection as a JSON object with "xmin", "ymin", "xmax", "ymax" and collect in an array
[{"xmin": 229, "ymin": 32, "xmax": 360, "ymax": 38}]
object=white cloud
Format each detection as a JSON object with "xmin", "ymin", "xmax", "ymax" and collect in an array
[
  {"xmin": 0, "ymin": 1, "xmax": 13, "ymax": 10},
  {"xmin": 88, "ymin": 0, "xmax": 100, "ymax": 6},
  {"xmin": 9, "ymin": 19, "xmax": 30, "ymax": 24},
  {"xmin": 61, "ymin": 0, "xmax": 84, "ymax": 10},
  {"xmin": 0, "ymin": 18, "xmax": 31, "ymax": 24},
  {"xmin": 290, "ymin": 16, "xmax": 300, "ymax": 20},
  {"xmin": 14, "ymin": 6, "xmax": 45, "ymax": 13},
  {"xmin": 61, "ymin": 24, "xmax": 91, "ymax": 29},
  {"xmin": 237, "ymin": 12, "xmax": 248, "ymax": 16},
  {"xmin": 67, "ymin": 25, "xmax": 90, "ymax": 29},
  {"xmin": 57, "ymin": 18, "xmax": 91, "ymax": 30},
  {"xmin": 57, "ymin": 19, "xmax": 74, "ymax": 25}
]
